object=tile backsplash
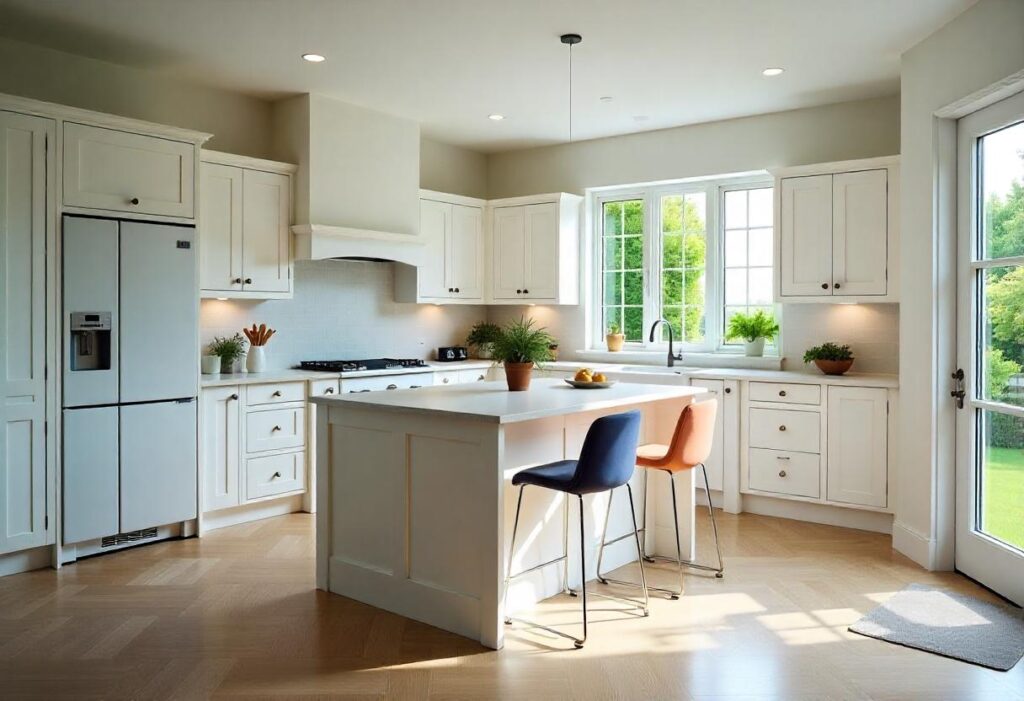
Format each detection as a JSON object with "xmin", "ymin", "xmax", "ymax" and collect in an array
[
  {"xmin": 199, "ymin": 259, "xmax": 487, "ymax": 368},
  {"xmin": 779, "ymin": 303, "xmax": 899, "ymax": 374}
]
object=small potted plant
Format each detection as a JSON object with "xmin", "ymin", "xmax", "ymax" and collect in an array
[
  {"xmin": 466, "ymin": 322, "xmax": 502, "ymax": 360},
  {"xmin": 804, "ymin": 342, "xmax": 855, "ymax": 375},
  {"xmin": 726, "ymin": 310, "xmax": 779, "ymax": 357},
  {"xmin": 491, "ymin": 317, "xmax": 555, "ymax": 391},
  {"xmin": 207, "ymin": 333, "xmax": 246, "ymax": 374},
  {"xmin": 606, "ymin": 323, "xmax": 625, "ymax": 352}
]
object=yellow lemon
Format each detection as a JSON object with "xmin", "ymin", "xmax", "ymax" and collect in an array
[
  {"xmin": 593, "ymin": 373, "xmax": 607, "ymax": 382},
  {"xmin": 574, "ymin": 369, "xmax": 592, "ymax": 382}
]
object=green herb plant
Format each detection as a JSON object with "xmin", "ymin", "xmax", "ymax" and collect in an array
[
  {"xmin": 491, "ymin": 318, "xmax": 555, "ymax": 365},
  {"xmin": 725, "ymin": 310, "xmax": 779, "ymax": 343}
]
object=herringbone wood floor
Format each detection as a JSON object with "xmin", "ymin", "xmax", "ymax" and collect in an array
[{"xmin": 1, "ymin": 510, "xmax": 1021, "ymax": 700}]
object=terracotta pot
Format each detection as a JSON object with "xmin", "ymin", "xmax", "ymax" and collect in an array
[
  {"xmin": 814, "ymin": 358, "xmax": 854, "ymax": 375},
  {"xmin": 504, "ymin": 362, "xmax": 534, "ymax": 391},
  {"xmin": 606, "ymin": 333, "xmax": 625, "ymax": 352}
]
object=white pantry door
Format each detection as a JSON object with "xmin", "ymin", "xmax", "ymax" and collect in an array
[
  {"xmin": 0, "ymin": 111, "xmax": 52, "ymax": 554},
  {"xmin": 955, "ymin": 90, "xmax": 1024, "ymax": 605}
]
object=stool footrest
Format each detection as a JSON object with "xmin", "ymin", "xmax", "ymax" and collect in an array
[{"xmin": 506, "ymin": 554, "xmax": 568, "ymax": 581}]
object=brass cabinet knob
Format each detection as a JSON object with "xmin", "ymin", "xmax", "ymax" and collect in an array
[
  {"xmin": 779, "ymin": 425, "xmax": 787, "ymax": 432},
  {"xmin": 779, "ymin": 390, "xmax": 787, "ymax": 397},
  {"xmin": 779, "ymin": 470, "xmax": 787, "ymax": 478}
]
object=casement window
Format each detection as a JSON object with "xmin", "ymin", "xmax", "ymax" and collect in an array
[{"xmin": 592, "ymin": 175, "xmax": 775, "ymax": 352}]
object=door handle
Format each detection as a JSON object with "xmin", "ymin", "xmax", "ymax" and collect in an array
[
  {"xmin": 324, "ymin": 387, "xmax": 335, "ymax": 394},
  {"xmin": 228, "ymin": 393, "xmax": 238, "ymax": 401},
  {"xmin": 272, "ymin": 390, "xmax": 282, "ymax": 397},
  {"xmin": 271, "ymin": 425, "xmax": 281, "ymax": 432},
  {"xmin": 951, "ymin": 368, "xmax": 966, "ymax": 409},
  {"xmin": 272, "ymin": 471, "xmax": 281, "ymax": 479}
]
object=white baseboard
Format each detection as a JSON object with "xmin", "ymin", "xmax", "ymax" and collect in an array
[
  {"xmin": 0, "ymin": 544, "xmax": 54, "ymax": 578},
  {"xmin": 201, "ymin": 495, "xmax": 304, "ymax": 533},
  {"xmin": 741, "ymin": 494, "xmax": 894, "ymax": 534},
  {"xmin": 892, "ymin": 520, "xmax": 935, "ymax": 569}
]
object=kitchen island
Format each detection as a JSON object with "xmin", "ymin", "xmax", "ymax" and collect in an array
[{"xmin": 312, "ymin": 378, "xmax": 706, "ymax": 648}]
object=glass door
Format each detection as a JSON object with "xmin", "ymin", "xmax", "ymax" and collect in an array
[{"xmin": 956, "ymin": 90, "xmax": 1024, "ymax": 605}]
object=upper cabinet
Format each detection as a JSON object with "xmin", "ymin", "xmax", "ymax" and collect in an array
[
  {"xmin": 489, "ymin": 193, "xmax": 582, "ymax": 305},
  {"xmin": 399, "ymin": 192, "xmax": 485, "ymax": 303},
  {"xmin": 199, "ymin": 151, "xmax": 296, "ymax": 299},
  {"xmin": 773, "ymin": 156, "xmax": 899, "ymax": 303},
  {"xmin": 63, "ymin": 122, "xmax": 196, "ymax": 219}
]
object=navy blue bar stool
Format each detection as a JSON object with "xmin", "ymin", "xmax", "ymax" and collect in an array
[{"xmin": 502, "ymin": 410, "xmax": 648, "ymax": 649}]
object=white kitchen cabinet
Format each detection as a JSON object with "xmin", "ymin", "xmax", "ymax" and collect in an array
[
  {"xmin": 450, "ymin": 204, "xmax": 484, "ymax": 299},
  {"xmin": 0, "ymin": 110, "xmax": 53, "ymax": 555},
  {"xmin": 201, "ymin": 386, "xmax": 241, "ymax": 512},
  {"xmin": 63, "ymin": 122, "xmax": 195, "ymax": 219},
  {"xmin": 199, "ymin": 151, "xmax": 295, "ymax": 299},
  {"xmin": 434, "ymin": 368, "xmax": 490, "ymax": 386},
  {"xmin": 774, "ymin": 156, "xmax": 898, "ymax": 303},
  {"xmin": 489, "ymin": 193, "xmax": 582, "ymax": 304},
  {"xmin": 826, "ymin": 386, "xmax": 888, "ymax": 508}
]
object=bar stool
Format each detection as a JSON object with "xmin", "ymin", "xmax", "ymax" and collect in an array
[
  {"xmin": 596, "ymin": 398, "xmax": 723, "ymax": 600},
  {"xmin": 502, "ymin": 410, "xmax": 648, "ymax": 649}
]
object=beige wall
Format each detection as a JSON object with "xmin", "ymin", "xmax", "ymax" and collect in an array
[
  {"xmin": 420, "ymin": 137, "xmax": 488, "ymax": 199},
  {"xmin": 487, "ymin": 96, "xmax": 900, "ymax": 198},
  {"xmin": 0, "ymin": 37, "xmax": 272, "ymax": 158},
  {"xmin": 897, "ymin": 0, "xmax": 1024, "ymax": 570}
]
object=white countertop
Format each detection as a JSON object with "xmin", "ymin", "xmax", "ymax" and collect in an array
[
  {"xmin": 200, "ymin": 360, "xmax": 494, "ymax": 388},
  {"xmin": 313, "ymin": 377, "xmax": 706, "ymax": 424}
]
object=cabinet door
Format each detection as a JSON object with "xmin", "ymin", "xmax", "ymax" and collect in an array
[
  {"xmin": 833, "ymin": 169, "xmax": 888, "ymax": 296},
  {"xmin": 492, "ymin": 206, "xmax": 526, "ymax": 299},
  {"xmin": 827, "ymin": 386, "xmax": 887, "ymax": 508},
  {"xmin": 523, "ymin": 202, "xmax": 559, "ymax": 299},
  {"xmin": 241, "ymin": 169, "xmax": 290, "ymax": 294},
  {"xmin": 779, "ymin": 175, "xmax": 833, "ymax": 296},
  {"xmin": 690, "ymin": 379, "xmax": 724, "ymax": 491},
  {"xmin": 63, "ymin": 122, "xmax": 194, "ymax": 218},
  {"xmin": 202, "ymin": 386, "xmax": 240, "ymax": 512},
  {"xmin": 418, "ymin": 199, "xmax": 450, "ymax": 298},
  {"xmin": 0, "ymin": 111, "xmax": 51, "ymax": 554},
  {"xmin": 62, "ymin": 407, "xmax": 119, "ymax": 543},
  {"xmin": 199, "ymin": 162, "xmax": 243, "ymax": 293},
  {"xmin": 449, "ymin": 204, "xmax": 483, "ymax": 299}
]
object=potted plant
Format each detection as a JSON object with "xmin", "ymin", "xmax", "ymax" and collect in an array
[
  {"xmin": 606, "ymin": 323, "xmax": 625, "ymax": 352},
  {"xmin": 466, "ymin": 322, "xmax": 502, "ymax": 360},
  {"xmin": 804, "ymin": 342, "xmax": 855, "ymax": 375},
  {"xmin": 208, "ymin": 333, "xmax": 246, "ymax": 374},
  {"xmin": 726, "ymin": 310, "xmax": 779, "ymax": 357},
  {"xmin": 491, "ymin": 317, "xmax": 555, "ymax": 391}
]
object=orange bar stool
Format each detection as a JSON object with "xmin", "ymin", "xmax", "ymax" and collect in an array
[{"xmin": 596, "ymin": 398, "xmax": 723, "ymax": 599}]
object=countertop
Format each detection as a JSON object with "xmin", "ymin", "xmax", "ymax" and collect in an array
[
  {"xmin": 312, "ymin": 378, "xmax": 706, "ymax": 424},
  {"xmin": 200, "ymin": 360, "xmax": 494, "ymax": 388}
]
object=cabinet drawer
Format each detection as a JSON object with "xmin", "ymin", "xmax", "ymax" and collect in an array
[
  {"xmin": 246, "ymin": 451, "xmax": 305, "ymax": 500},
  {"xmin": 63, "ymin": 122, "xmax": 195, "ymax": 218},
  {"xmin": 308, "ymin": 379, "xmax": 340, "ymax": 398},
  {"xmin": 434, "ymin": 370, "xmax": 460, "ymax": 386},
  {"xmin": 246, "ymin": 407, "xmax": 305, "ymax": 453},
  {"xmin": 749, "ymin": 449, "xmax": 820, "ymax": 498},
  {"xmin": 341, "ymin": 374, "xmax": 432, "ymax": 393},
  {"xmin": 459, "ymin": 368, "xmax": 489, "ymax": 384},
  {"xmin": 748, "ymin": 382, "xmax": 820, "ymax": 405},
  {"xmin": 246, "ymin": 381, "xmax": 305, "ymax": 406},
  {"xmin": 749, "ymin": 408, "xmax": 820, "ymax": 453}
]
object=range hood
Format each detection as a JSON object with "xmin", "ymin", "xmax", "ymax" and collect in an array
[{"xmin": 272, "ymin": 94, "xmax": 423, "ymax": 267}]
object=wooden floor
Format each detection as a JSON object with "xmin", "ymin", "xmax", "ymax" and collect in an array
[{"xmin": 1, "ymin": 511, "xmax": 1022, "ymax": 701}]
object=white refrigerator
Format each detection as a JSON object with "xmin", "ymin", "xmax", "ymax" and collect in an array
[{"xmin": 62, "ymin": 216, "xmax": 198, "ymax": 546}]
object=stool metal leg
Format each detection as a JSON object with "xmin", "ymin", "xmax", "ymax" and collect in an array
[
  {"xmin": 503, "ymin": 485, "xmax": 526, "ymax": 625},
  {"xmin": 701, "ymin": 463, "xmax": 725, "ymax": 578},
  {"xmin": 575, "ymin": 495, "xmax": 587, "ymax": 649}
]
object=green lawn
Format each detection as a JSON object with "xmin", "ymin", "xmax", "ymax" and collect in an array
[{"xmin": 983, "ymin": 446, "xmax": 1024, "ymax": 550}]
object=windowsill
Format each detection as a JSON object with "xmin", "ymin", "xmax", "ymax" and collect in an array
[{"xmin": 574, "ymin": 349, "xmax": 784, "ymax": 370}]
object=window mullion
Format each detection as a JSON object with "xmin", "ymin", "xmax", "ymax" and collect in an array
[{"xmin": 644, "ymin": 190, "xmax": 660, "ymax": 350}]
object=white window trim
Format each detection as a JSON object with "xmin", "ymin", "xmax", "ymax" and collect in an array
[{"xmin": 587, "ymin": 172, "xmax": 773, "ymax": 354}]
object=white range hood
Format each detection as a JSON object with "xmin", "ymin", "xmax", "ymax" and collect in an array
[{"xmin": 291, "ymin": 223, "xmax": 424, "ymax": 267}]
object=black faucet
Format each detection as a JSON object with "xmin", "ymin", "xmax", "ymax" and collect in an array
[{"xmin": 649, "ymin": 319, "xmax": 681, "ymax": 367}]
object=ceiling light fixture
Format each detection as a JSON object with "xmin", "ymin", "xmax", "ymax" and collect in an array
[
  {"xmin": 762, "ymin": 67, "xmax": 784, "ymax": 77},
  {"xmin": 302, "ymin": 53, "xmax": 326, "ymax": 63},
  {"xmin": 488, "ymin": 114, "xmax": 505, "ymax": 121},
  {"xmin": 560, "ymin": 33, "xmax": 582, "ymax": 142}
]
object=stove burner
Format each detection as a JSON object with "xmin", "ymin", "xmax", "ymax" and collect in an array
[{"xmin": 298, "ymin": 358, "xmax": 428, "ymax": 374}]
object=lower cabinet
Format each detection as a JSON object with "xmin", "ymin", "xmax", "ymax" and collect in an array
[
  {"xmin": 200, "ymin": 381, "xmax": 307, "ymax": 513},
  {"xmin": 826, "ymin": 386, "xmax": 888, "ymax": 507}
]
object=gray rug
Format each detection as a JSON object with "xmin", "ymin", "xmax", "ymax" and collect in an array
[{"xmin": 849, "ymin": 584, "xmax": 1024, "ymax": 671}]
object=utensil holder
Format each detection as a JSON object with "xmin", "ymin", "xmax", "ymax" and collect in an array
[{"xmin": 246, "ymin": 346, "xmax": 266, "ymax": 373}]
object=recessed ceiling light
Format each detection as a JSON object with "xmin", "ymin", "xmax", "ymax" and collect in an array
[
  {"xmin": 302, "ymin": 53, "xmax": 326, "ymax": 63},
  {"xmin": 599, "ymin": 96, "xmax": 614, "ymax": 103},
  {"xmin": 488, "ymin": 114, "xmax": 505, "ymax": 121},
  {"xmin": 762, "ymin": 67, "xmax": 784, "ymax": 77}
]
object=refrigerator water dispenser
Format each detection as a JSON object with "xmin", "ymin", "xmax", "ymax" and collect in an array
[{"xmin": 69, "ymin": 312, "xmax": 112, "ymax": 371}]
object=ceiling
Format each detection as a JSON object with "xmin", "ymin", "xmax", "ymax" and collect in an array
[{"xmin": 0, "ymin": 0, "xmax": 975, "ymax": 153}]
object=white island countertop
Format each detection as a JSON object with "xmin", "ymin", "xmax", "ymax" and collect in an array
[{"xmin": 312, "ymin": 377, "xmax": 706, "ymax": 424}]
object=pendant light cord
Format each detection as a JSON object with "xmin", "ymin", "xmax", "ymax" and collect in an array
[{"xmin": 560, "ymin": 33, "xmax": 581, "ymax": 143}]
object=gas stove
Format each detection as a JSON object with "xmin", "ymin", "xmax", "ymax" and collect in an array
[{"xmin": 298, "ymin": 358, "xmax": 429, "ymax": 374}]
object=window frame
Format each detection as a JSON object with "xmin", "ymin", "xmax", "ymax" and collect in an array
[{"xmin": 589, "ymin": 173, "xmax": 774, "ymax": 353}]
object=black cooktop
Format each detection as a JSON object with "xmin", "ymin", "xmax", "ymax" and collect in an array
[{"xmin": 298, "ymin": 358, "xmax": 428, "ymax": 374}]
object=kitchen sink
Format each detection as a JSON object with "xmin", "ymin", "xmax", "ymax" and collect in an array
[{"xmin": 614, "ymin": 364, "xmax": 693, "ymax": 375}]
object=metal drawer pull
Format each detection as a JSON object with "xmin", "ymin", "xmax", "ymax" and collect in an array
[
  {"xmin": 777, "ymin": 455, "xmax": 790, "ymax": 460},
  {"xmin": 272, "ymin": 390, "xmax": 282, "ymax": 397},
  {"xmin": 821, "ymin": 282, "xmax": 828, "ymax": 290},
  {"xmin": 271, "ymin": 425, "xmax": 281, "ymax": 432},
  {"xmin": 477, "ymin": 375, "xmax": 485, "ymax": 381},
  {"xmin": 442, "ymin": 377, "xmax": 450, "ymax": 383},
  {"xmin": 324, "ymin": 387, "xmax": 335, "ymax": 394},
  {"xmin": 778, "ymin": 390, "xmax": 787, "ymax": 397},
  {"xmin": 129, "ymin": 197, "xmax": 139, "ymax": 205},
  {"xmin": 228, "ymin": 393, "xmax": 238, "ymax": 401},
  {"xmin": 778, "ymin": 470, "xmax": 787, "ymax": 478},
  {"xmin": 410, "ymin": 385, "xmax": 422, "ymax": 389},
  {"xmin": 386, "ymin": 384, "xmax": 398, "ymax": 390},
  {"xmin": 724, "ymin": 387, "xmax": 731, "ymax": 394},
  {"xmin": 778, "ymin": 425, "xmax": 787, "ymax": 431},
  {"xmin": 232, "ymin": 277, "xmax": 242, "ymax": 284},
  {"xmin": 272, "ymin": 471, "xmax": 281, "ymax": 479}
]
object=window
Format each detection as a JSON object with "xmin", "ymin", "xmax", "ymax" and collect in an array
[{"xmin": 593, "ymin": 175, "xmax": 774, "ymax": 352}]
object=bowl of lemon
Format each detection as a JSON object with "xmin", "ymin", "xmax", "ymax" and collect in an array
[{"xmin": 564, "ymin": 368, "xmax": 617, "ymax": 389}]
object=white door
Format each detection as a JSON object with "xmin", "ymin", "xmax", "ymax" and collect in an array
[
  {"xmin": 492, "ymin": 206, "xmax": 526, "ymax": 299},
  {"xmin": 779, "ymin": 175, "xmax": 833, "ymax": 296},
  {"xmin": 955, "ymin": 91, "xmax": 1024, "ymax": 605},
  {"xmin": 199, "ymin": 162, "xmax": 243, "ymax": 292},
  {"xmin": 523, "ymin": 202, "xmax": 559, "ymax": 299},
  {"xmin": 826, "ymin": 386, "xmax": 888, "ymax": 507},
  {"xmin": 449, "ymin": 204, "xmax": 483, "ymax": 299},
  {"xmin": 0, "ymin": 111, "xmax": 51, "ymax": 554},
  {"xmin": 418, "ymin": 199, "xmax": 450, "ymax": 298},
  {"xmin": 241, "ymin": 169, "xmax": 290, "ymax": 293},
  {"xmin": 201, "ymin": 386, "xmax": 240, "ymax": 512},
  {"xmin": 833, "ymin": 169, "xmax": 888, "ymax": 296},
  {"xmin": 690, "ymin": 379, "xmax": 724, "ymax": 491}
]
